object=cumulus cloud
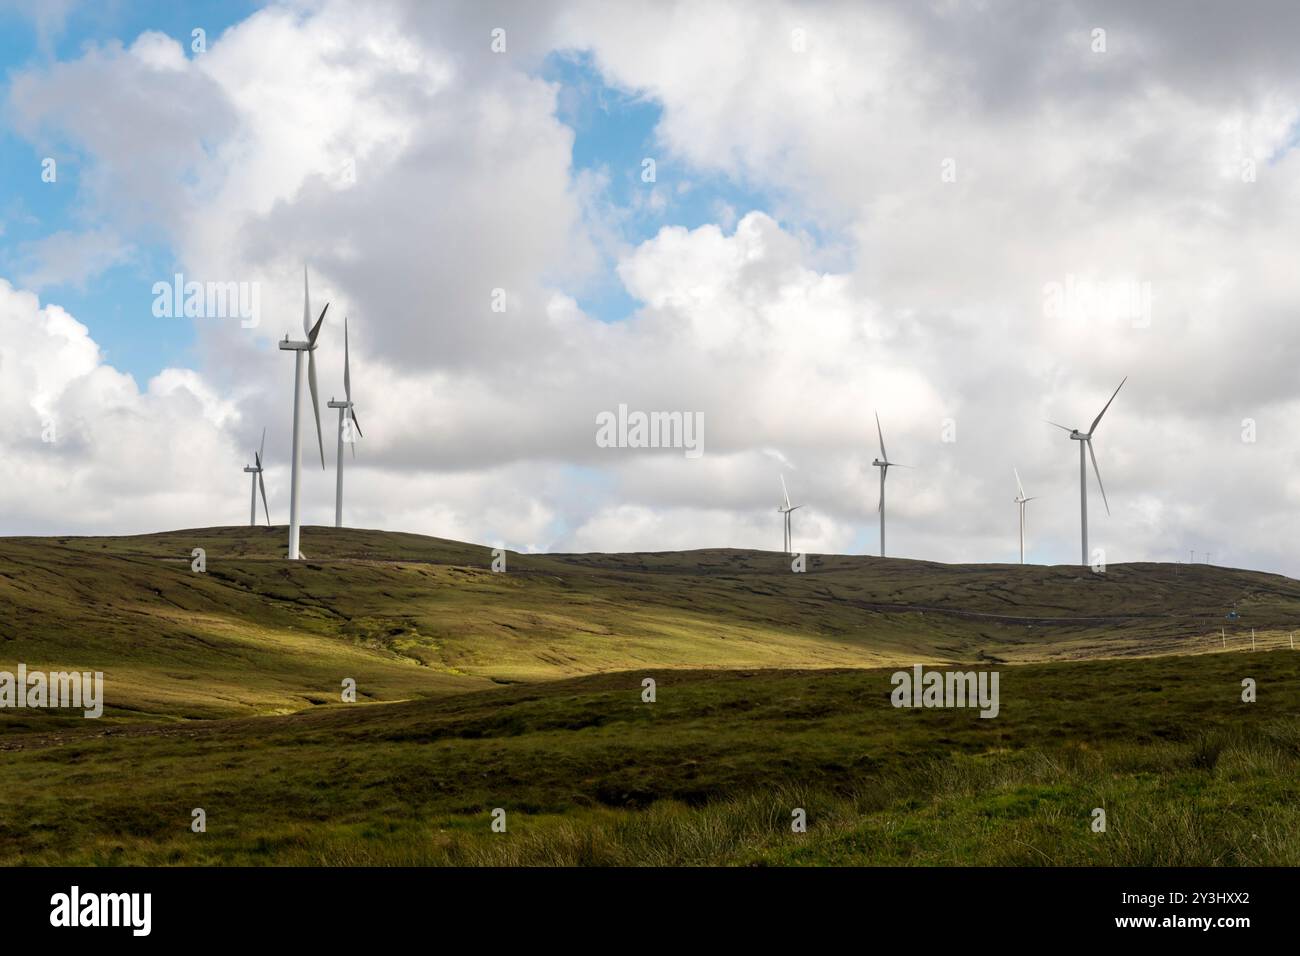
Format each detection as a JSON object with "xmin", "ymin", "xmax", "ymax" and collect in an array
[
  {"xmin": 0, "ymin": 279, "xmax": 243, "ymax": 532},
  {"xmin": 3, "ymin": 0, "xmax": 1300, "ymax": 574}
]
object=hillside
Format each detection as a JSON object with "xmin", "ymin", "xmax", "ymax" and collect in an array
[
  {"xmin": 2, "ymin": 654, "xmax": 1297, "ymax": 865},
  {"xmin": 2, "ymin": 526, "xmax": 1298, "ymax": 867},
  {"xmin": 1, "ymin": 526, "xmax": 1297, "ymax": 725}
]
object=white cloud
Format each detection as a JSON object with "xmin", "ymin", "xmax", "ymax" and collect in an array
[
  {"xmin": 4, "ymin": 0, "xmax": 1300, "ymax": 576},
  {"xmin": 0, "ymin": 279, "xmax": 237, "ymax": 531}
]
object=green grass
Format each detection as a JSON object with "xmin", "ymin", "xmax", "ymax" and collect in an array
[
  {"xmin": 2, "ymin": 652, "xmax": 1296, "ymax": 865},
  {"xmin": 2, "ymin": 526, "xmax": 1295, "ymax": 725},
  {"xmin": 3, "ymin": 527, "xmax": 1297, "ymax": 865}
]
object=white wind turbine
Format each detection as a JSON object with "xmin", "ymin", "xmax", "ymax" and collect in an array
[
  {"xmin": 871, "ymin": 412, "xmax": 907, "ymax": 558},
  {"xmin": 1013, "ymin": 467, "xmax": 1038, "ymax": 564},
  {"xmin": 778, "ymin": 474, "xmax": 802, "ymax": 555},
  {"xmin": 279, "ymin": 267, "xmax": 328, "ymax": 560},
  {"xmin": 242, "ymin": 428, "xmax": 271, "ymax": 527},
  {"xmin": 327, "ymin": 317, "xmax": 363, "ymax": 528},
  {"xmin": 1046, "ymin": 377, "xmax": 1126, "ymax": 568}
]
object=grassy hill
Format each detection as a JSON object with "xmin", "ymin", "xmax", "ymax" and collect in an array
[
  {"xmin": 2, "ymin": 527, "xmax": 1297, "ymax": 866},
  {"xmin": 0, "ymin": 526, "xmax": 1296, "ymax": 724}
]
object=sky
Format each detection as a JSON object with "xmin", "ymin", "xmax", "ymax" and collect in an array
[{"xmin": 2, "ymin": 0, "xmax": 1300, "ymax": 574}]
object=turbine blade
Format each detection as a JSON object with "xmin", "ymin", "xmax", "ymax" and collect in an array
[
  {"xmin": 1045, "ymin": 420, "xmax": 1074, "ymax": 433},
  {"xmin": 343, "ymin": 316, "xmax": 352, "ymax": 403},
  {"xmin": 875, "ymin": 411, "xmax": 887, "ymax": 460},
  {"xmin": 254, "ymin": 451, "xmax": 262, "ymax": 471},
  {"xmin": 350, "ymin": 407, "xmax": 362, "ymax": 439},
  {"xmin": 780, "ymin": 474, "xmax": 790, "ymax": 509},
  {"xmin": 1089, "ymin": 376, "xmax": 1127, "ymax": 435},
  {"xmin": 788, "ymin": 504, "xmax": 803, "ymax": 512},
  {"xmin": 304, "ymin": 302, "xmax": 327, "ymax": 468},
  {"xmin": 258, "ymin": 426, "xmax": 266, "ymax": 462},
  {"xmin": 308, "ymin": 351, "xmax": 325, "ymax": 468},
  {"xmin": 308, "ymin": 304, "xmax": 328, "ymax": 345},
  {"xmin": 258, "ymin": 471, "xmax": 270, "ymax": 526},
  {"xmin": 1014, "ymin": 466, "xmax": 1024, "ymax": 498},
  {"xmin": 1087, "ymin": 439, "xmax": 1110, "ymax": 515}
]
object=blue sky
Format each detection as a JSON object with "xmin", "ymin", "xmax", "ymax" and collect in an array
[
  {"xmin": 0, "ymin": 7, "xmax": 784, "ymax": 385},
  {"xmin": 0, "ymin": 1, "xmax": 260, "ymax": 382},
  {"xmin": 541, "ymin": 49, "xmax": 777, "ymax": 323}
]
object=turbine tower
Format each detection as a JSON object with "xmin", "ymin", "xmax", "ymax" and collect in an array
[
  {"xmin": 279, "ymin": 267, "xmax": 328, "ymax": 560},
  {"xmin": 872, "ymin": 412, "xmax": 906, "ymax": 557},
  {"xmin": 1047, "ymin": 377, "xmax": 1126, "ymax": 568},
  {"xmin": 327, "ymin": 317, "xmax": 363, "ymax": 528},
  {"xmin": 242, "ymin": 428, "xmax": 271, "ymax": 527},
  {"xmin": 778, "ymin": 474, "xmax": 802, "ymax": 555},
  {"xmin": 1013, "ymin": 467, "xmax": 1038, "ymax": 564}
]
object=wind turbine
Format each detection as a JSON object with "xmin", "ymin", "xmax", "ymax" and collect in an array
[
  {"xmin": 1013, "ymin": 467, "xmax": 1038, "ymax": 564},
  {"xmin": 1046, "ymin": 377, "xmax": 1126, "ymax": 568},
  {"xmin": 279, "ymin": 267, "xmax": 328, "ymax": 560},
  {"xmin": 778, "ymin": 474, "xmax": 802, "ymax": 555},
  {"xmin": 327, "ymin": 317, "xmax": 363, "ymax": 528},
  {"xmin": 242, "ymin": 428, "xmax": 271, "ymax": 527},
  {"xmin": 872, "ymin": 412, "xmax": 907, "ymax": 557}
]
